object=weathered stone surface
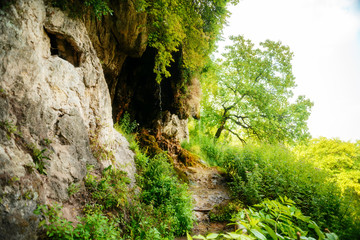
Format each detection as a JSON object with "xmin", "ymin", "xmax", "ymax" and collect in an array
[
  {"xmin": 162, "ymin": 111, "xmax": 189, "ymax": 142},
  {"xmin": 0, "ymin": 0, "xmax": 136, "ymax": 238},
  {"xmin": 84, "ymin": 0, "xmax": 147, "ymax": 101}
]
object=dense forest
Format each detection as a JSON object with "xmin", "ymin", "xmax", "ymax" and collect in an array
[{"xmin": 1, "ymin": 0, "xmax": 359, "ymax": 239}]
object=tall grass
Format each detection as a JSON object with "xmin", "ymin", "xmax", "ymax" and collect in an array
[{"xmin": 182, "ymin": 123, "xmax": 360, "ymax": 239}]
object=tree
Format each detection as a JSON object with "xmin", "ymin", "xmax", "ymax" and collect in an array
[
  {"xmin": 294, "ymin": 137, "xmax": 360, "ymax": 195},
  {"xmin": 201, "ymin": 35, "xmax": 313, "ymax": 144}
]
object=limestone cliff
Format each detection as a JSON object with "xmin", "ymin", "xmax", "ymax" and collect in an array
[
  {"xmin": 0, "ymin": 0, "xmax": 200, "ymax": 238},
  {"xmin": 0, "ymin": 1, "xmax": 136, "ymax": 238}
]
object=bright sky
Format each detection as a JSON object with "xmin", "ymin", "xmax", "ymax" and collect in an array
[{"xmin": 218, "ymin": 0, "xmax": 360, "ymax": 141}]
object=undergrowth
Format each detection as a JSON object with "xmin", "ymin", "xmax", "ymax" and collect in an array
[
  {"xmin": 190, "ymin": 196, "xmax": 339, "ymax": 240},
  {"xmin": 35, "ymin": 114, "xmax": 193, "ymax": 239},
  {"xmin": 183, "ymin": 120, "xmax": 360, "ymax": 239}
]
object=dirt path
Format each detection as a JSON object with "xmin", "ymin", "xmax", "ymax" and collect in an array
[{"xmin": 176, "ymin": 165, "xmax": 232, "ymax": 239}]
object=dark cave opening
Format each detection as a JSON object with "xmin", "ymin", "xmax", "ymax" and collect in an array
[
  {"xmin": 112, "ymin": 47, "xmax": 186, "ymax": 129},
  {"xmin": 44, "ymin": 28, "xmax": 82, "ymax": 67}
]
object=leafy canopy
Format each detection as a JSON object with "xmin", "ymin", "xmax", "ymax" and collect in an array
[
  {"xmin": 201, "ymin": 35, "xmax": 313, "ymax": 144},
  {"xmin": 294, "ymin": 137, "xmax": 360, "ymax": 196},
  {"xmin": 136, "ymin": 0, "xmax": 239, "ymax": 82}
]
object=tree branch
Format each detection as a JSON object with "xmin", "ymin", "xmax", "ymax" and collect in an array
[{"xmin": 225, "ymin": 127, "xmax": 246, "ymax": 145}]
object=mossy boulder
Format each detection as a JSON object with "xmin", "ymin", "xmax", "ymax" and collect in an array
[
  {"xmin": 178, "ymin": 148, "xmax": 200, "ymax": 167},
  {"xmin": 136, "ymin": 129, "xmax": 163, "ymax": 157}
]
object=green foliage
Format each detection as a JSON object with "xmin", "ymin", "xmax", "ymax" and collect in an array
[
  {"xmin": 35, "ymin": 204, "xmax": 121, "ymax": 239},
  {"xmin": 294, "ymin": 137, "xmax": 358, "ymax": 172},
  {"xmin": 67, "ymin": 183, "xmax": 80, "ymax": 197},
  {"xmin": 183, "ymin": 128, "xmax": 360, "ymax": 239},
  {"xmin": 294, "ymin": 137, "xmax": 360, "ymax": 196},
  {"xmin": 33, "ymin": 117, "xmax": 194, "ymax": 240},
  {"xmin": 84, "ymin": 0, "xmax": 113, "ymax": 19},
  {"xmin": 209, "ymin": 200, "xmax": 244, "ymax": 222},
  {"xmin": 293, "ymin": 137, "xmax": 360, "ymax": 236},
  {"xmin": 201, "ymin": 36, "xmax": 313, "ymax": 144},
  {"xmin": 115, "ymin": 113, "xmax": 194, "ymax": 238},
  {"xmin": 137, "ymin": 0, "xmax": 237, "ymax": 83},
  {"xmin": 224, "ymin": 144, "xmax": 359, "ymax": 238},
  {"xmin": 190, "ymin": 197, "xmax": 338, "ymax": 240},
  {"xmin": 114, "ymin": 112, "xmax": 138, "ymax": 136},
  {"xmin": 137, "ymin": 153, "xmax": 194, "ymax": 237},
  {"xmin": 27, "ymin": 144, "xmax": 51, "ymax": 175},
  {"xmin": 51, "ymin": 0, "xmax": 112, "ymax": 20},
  {"xmin": 233, "ymin": 196, "xmax": 335, "ymax": 240},
  {"xmin": 0, "ymin": 120, "xmax": 21, "ymax": 139},
  {"xmin": 85, "ymin": 165, "xmax": 130, "ymax": 209}
]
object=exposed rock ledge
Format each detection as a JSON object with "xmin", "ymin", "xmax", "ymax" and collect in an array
[{"xmin": 0, "ymin": 0, "xmax": 135, "ymax": 239}]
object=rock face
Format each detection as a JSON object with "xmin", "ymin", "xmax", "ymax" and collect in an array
[
  {"xmin": 84, "ymin": 0, "xmax": 148, "ymax": 103},
  {"xmin": 161, "ymin": 111, "xmax": 189, "ymax": 142},
  {"xmin": 0, "ymin": 0, "xmax": 202, "ymax": 238},
  {"xmin": 0, "ymin": 1, "xmax": 135, "ymax": 239}
]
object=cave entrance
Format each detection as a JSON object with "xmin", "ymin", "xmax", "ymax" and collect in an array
[
  {"xmin": 112, "ymin": 47, "xmax": 185, "ymax": 129},
  {"xmin": 112, "ymin": 47, "xmax": 159, "ymax": 128},
  {"xmin": 44, "ymin": 28, "xmax": 82, "ymax": 67}
]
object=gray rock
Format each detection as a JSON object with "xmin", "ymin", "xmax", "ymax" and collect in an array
[
  {"xmin": 162, "ymin": 111, "xmax": 189, "ymax": 142},
  {"xmin": 0, "ymin": 0, "xmax": 137, "ymax": 238}
]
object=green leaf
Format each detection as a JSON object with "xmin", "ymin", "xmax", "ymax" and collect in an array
[
  {"xmin": 308, "ymin": 221, "xmax": 325, "ymax": 240},
  {"xmin": 206, "ymin": 233, "xmax": 220, "ymax": 239},
  {"xmin": 262, "ymin": 223, "xmax": 278, "ymax": 240},
  {"xmin": 187, "ymin": 232, "xmax": 193, "ymax": 240},
  {"xmin": 192, "ymin": 235, "xmax": 206, "ymax": 240},
  {"xmin": 223, "ymin": 232, "xmax": 247, "ymax": 239},
  {"xmin": 325, "ymin": 233, "xmax": 338, "ymax": 240},
  {"xmin": 249, "ymin": 229, "xmax": 266, "ymax": 240}
]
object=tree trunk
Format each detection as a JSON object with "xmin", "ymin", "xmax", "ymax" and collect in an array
[
  {"xmin": 215, "ymin": 119, "xmax": 227, "ymax": 139},
  {"xmin": 215, "ymin": 125, "xmax": 224, "ymax": 139},
  {"xmin": 215, "ymin": 108, "xmax": 231, "ymax": 139}
]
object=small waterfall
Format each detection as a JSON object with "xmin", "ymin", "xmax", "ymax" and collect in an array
[
  {"xmin": 157, "ymin": 82, "xmax": 163, "ymax": 137},
  {"xmin": 158, "ymin": 82, "xmax": 163, "ymax": 117}
]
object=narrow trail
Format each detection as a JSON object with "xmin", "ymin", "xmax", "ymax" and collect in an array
[{"xmin": 176, "ymin": 165, "xmax": 232, "ymax": 239}]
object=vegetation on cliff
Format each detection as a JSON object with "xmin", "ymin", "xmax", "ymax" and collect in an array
[
  {"xmin": 51, "ymin": 0, "xmax": 238, "ymax": 83},
  {"xmin": 138, "ymin": 0, "xmax": 239, "ymax": 82},
  {"xmin": 35, "ymin": 118, "xmax": 194, "ymax": 240}
]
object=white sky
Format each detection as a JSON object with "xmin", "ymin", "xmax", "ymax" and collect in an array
[{"xmin": 218, "ymin": 0, "xmax": 360, "ymax": 141}]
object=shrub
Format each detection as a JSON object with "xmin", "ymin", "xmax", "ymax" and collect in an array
[
  {"xmin": 35, "ymin": 204, "xmax": 121, "ymax": 240},
  {"xmin": 190, "ymin": 197, "xmax": 339, "ymax": 240},
  {"xmin": 184, "ymin": 128, "xmax": 359, "ymax": 239},
  {"xmin": 85, "ymin": 165, "xmax": 130, "ymax": 209},
  {"xmin": 27, "ymin": 143, "xmax": 51, "ymax": 175},
  {"xmin": 139, "ymin": 153, "xmax": 194, "ymax": 236},
  {"xmin": 219, "ymin": 144, "xmax": 358, "ymax": 238},
  {"xmin": 51, "ymin": 0, "xmax": 113, "ymax": 20}
]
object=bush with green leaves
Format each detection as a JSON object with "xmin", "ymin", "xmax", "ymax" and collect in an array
[
  {"xmin": 138, "ymin": 153, "xmax": 194, "ymax": 237},
  {"xmin": 85, "ymin": 165, "xmax": 130, "ymax": 209},
  {"xmin": 134, "ymin": 0, "xmax": 239, "ymax": 83},
  {"xmin": 221, "ymin": 144, "xmax": 360, "ymax": 237},
  {"xmin": 183, "ymin": 126, "xmax": 360, "ymax": 239},
  {"xmin": 114, "ymin": 112, "xmax": 138, "ymax": 136},
  {"xmin": 0, "ymin": 120, "xmax": 21, "ymax": 139},
  {"xmin": 27, "ymin": 144, "xmax": 51, "ymax": 175},
  {"xmin": 51, "ymin": 0, "xmax": 112, "ymax": 20},
  {"xmin": 189, "ymin": 197, "xmax": 338, "ymax": 240},
  {"xmin": 35, "ymin": 204, "xmax": 121, "ymax": 240}
]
